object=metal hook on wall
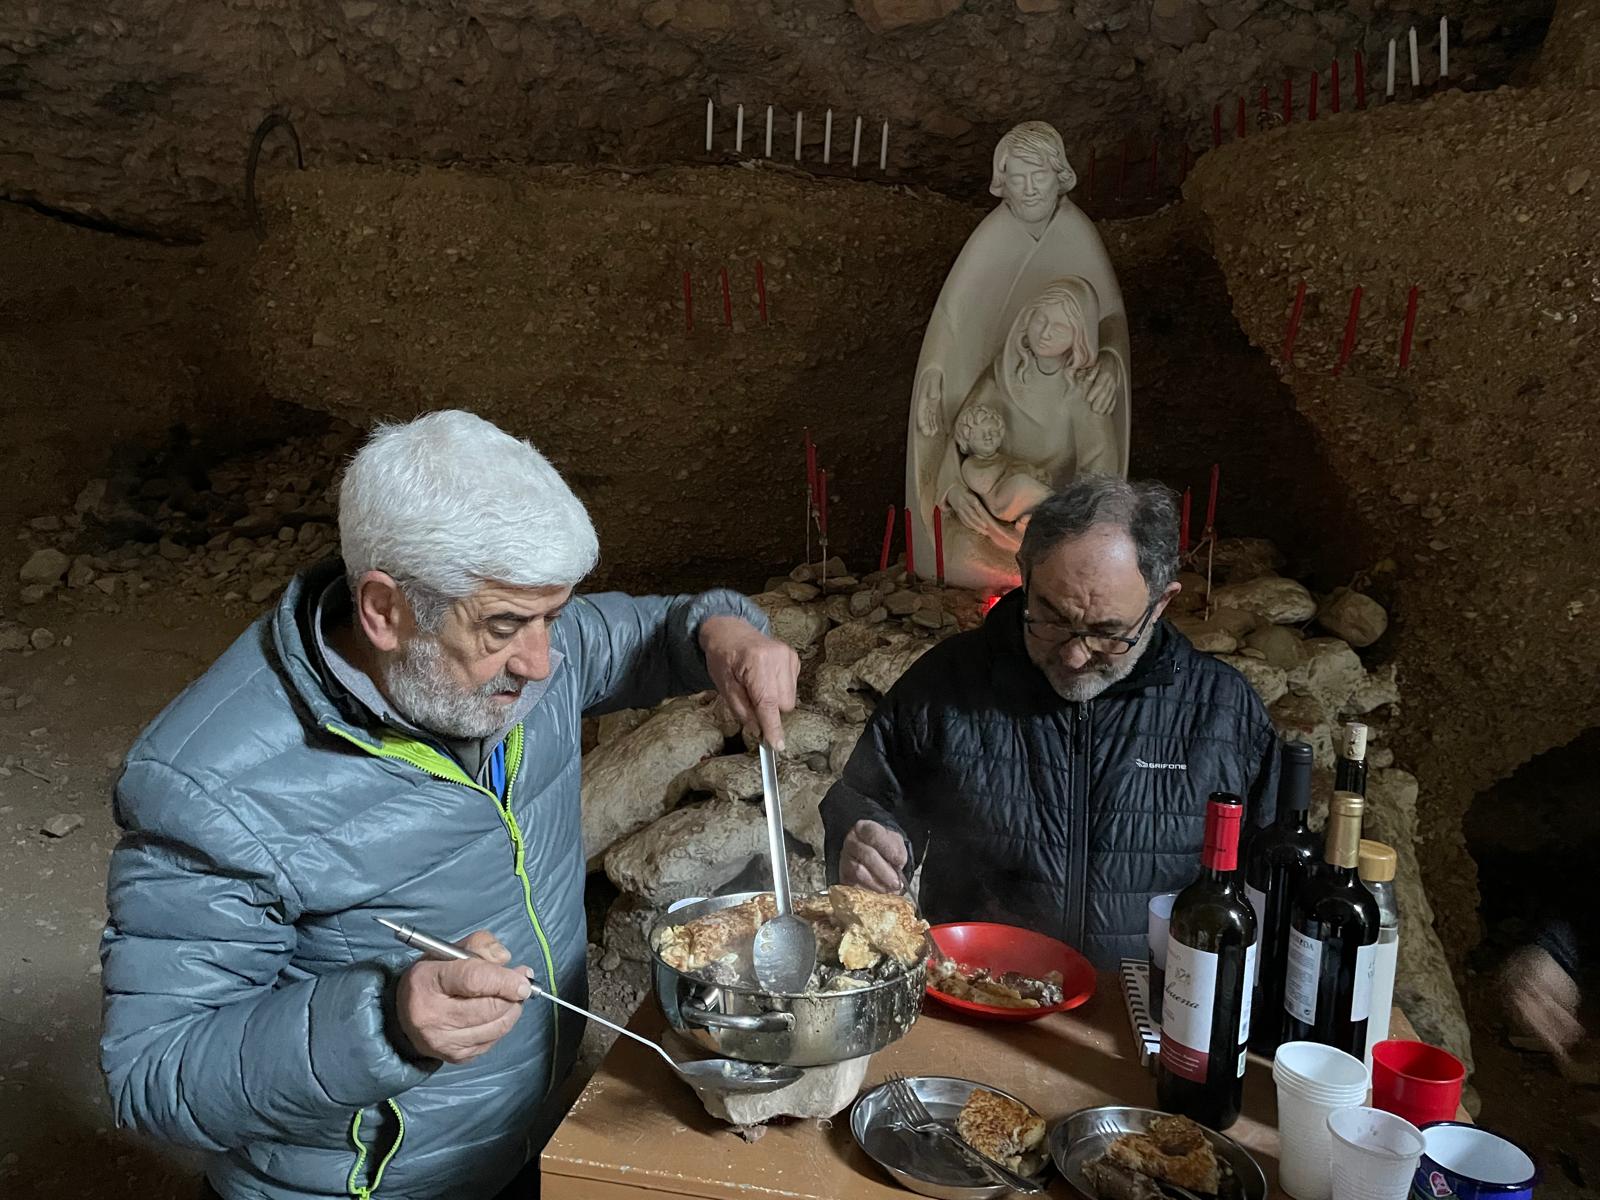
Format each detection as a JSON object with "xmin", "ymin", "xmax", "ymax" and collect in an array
[{"xmin": 245, "ymin": 113, "xmax": 305, "ymax": 240}]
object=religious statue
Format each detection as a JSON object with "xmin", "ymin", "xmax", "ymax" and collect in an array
[{"xmin": 905, "ymin": 120, "xmax": 1131, "ymax": 592}]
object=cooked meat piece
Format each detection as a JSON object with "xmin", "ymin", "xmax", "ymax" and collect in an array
[
  {"xmin": 828, "ymin": 885, "xmax": 928, "ymax": 966},
  {"xmin": 837, "ymin": 924, "xmax": 883, "ymax": 970},
  {"xmin": 1083, "ymin": 1154, "xmax": 1168, "ymax": 1200},
  {"xmin": 793, "ymin": 892, "xmax": 845, "ymax": 962},
  {"xmin": 954, "ymin": 1088, "xmax": 1046, "ymax": 1172},
  {"xmin": 1106, "ymin": 1115, "xmax": 1222, "ymax": 1195},
  {"xmin": 654, "ymin": 895, "xmax": 777, "ymax": 971},
  {"xmin": 793, "ymin": 894, "xmax": 834, "ymax": 922}
]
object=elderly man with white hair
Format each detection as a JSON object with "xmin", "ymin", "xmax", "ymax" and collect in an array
[{"xmin": 99, "ymin": 410, "xmax": 799, "ymax": 1200}]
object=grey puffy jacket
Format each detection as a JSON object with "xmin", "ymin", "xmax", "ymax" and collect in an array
[{"xmin": 101, "ymin": 561, "xmax": 763, "ymax": 1200}]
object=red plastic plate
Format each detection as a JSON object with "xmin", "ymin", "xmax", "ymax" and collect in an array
[{"xmin": 926, "ymin": 922, "xmax": 1098, "ymax": 1022}]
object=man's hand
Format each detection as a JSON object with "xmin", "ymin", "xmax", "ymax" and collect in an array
[
  {"xmin": 700, "ymin": 616, "xmax": 799, "ymax": 749},
  {"xmin": 395, "ymin": 930, "xmax": 531, "ymax": 1065},
  {"xmin": 839, "ymin": 820, "xmax": 909, "ymax": 892}
]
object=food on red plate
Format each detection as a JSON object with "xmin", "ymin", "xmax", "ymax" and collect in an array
[{"xmin": 929, "ymin": 956, "xmax": 1066, "ymax": 1008}]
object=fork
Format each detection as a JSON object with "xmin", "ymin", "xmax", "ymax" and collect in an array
[{"xmin": 882, "ymin": 1073, "xmax": 1046, "ymax": 1195}]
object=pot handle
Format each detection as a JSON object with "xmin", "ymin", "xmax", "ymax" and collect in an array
[{"xmin": 680, "ymin": 1000, "xmax": 795, "ymax": 1033}]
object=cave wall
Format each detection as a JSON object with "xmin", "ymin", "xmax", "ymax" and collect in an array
[
  {"xmin": 0, "ymin": 0, "xmax": 1551, "ymax": 238},
  {"xmin": 1184, "ymin": 85, "xmax": 1600, "ymax": 955}
]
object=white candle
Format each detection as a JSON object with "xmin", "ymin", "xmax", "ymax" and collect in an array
[
  {"xmin": 852, "ymin": 115, "xmax": 862, "ymax": 168},
  {"xmin": 735, "ymin": 104, "xmax": 744, "ymax": 152},
  {"xmin": 1409, "ymin": 26, "xmax": 1420, "ymax": 86},
  {"xmin": 1440, "ymin": 16, "xmax": 1449, "ymax": 78},
  {"xmin": 1387, "ymin": 39, "xmax": 1396, "ymax": 96},
  {"xmin": 880, "ymin": 120, "xmax": 889, "ymax": 171},
  {"xmin": 823, "ymin": 109, "xmax": 833, "ymax": 164},
  {"xmin": 765, "ymin": 105, "xmax": 773, "ymax": 157},
  {"xmin": 794, "ymin": 110, "xmax": 803, "ymax": 162},
  {"xmin": 705, "ymin": 99, "xmax": 714, "ymax": 152}
]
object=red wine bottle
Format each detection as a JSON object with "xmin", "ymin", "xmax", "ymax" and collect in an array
[
  {"xmin": 1334, "ymin": 721, "xmax": 1368, "ymax": 796},
  {"xmin": 1158, "ymin": 794, "xmax": 1259, "ymax": 1131},
  {"xmin": 1283, "ymin": 791, "xmax": 1381, "ymax": 1057},
  {"xmin": 1245, "ymin": 739, "xmax": 1321, "ymax": 1055}
]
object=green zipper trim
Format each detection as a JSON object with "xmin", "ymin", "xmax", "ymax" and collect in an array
[
  {"xmin": 345, "ymin": 1099, "xmax": 406, "ymax": 1199},
  {"xmin": 324, "ymin": 722, "xmax": 562, "ymax": 1087}
]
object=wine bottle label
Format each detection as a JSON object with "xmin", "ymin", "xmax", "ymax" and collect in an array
[
  {"xmin": 1284, "ymin": 927, "xmax": 1321, "ymax": 1025},
  {"xmin": 1160, "ymin": 938, "xmax": 1219, "ymax": 1084},
  {"xmin": 1238, "ymin": 940, "xmax": 1259, "ymax": 1050},
  {"xmin": 1245, "ymin": 886, "xmax": 1266, "ymax": 984},
  {"xmin": 1350, "ymin": 940, "xmax": 1378, "ymax": 1022}
]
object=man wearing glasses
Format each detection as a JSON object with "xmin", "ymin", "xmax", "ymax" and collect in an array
[{"xmin": 821, "ymin": 475, "xmax": 1279, "ymax": 966}]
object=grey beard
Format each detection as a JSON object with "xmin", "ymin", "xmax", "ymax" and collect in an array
[
  {"xmin": 1037, "ymin": 624, "xmax": 1153, "ymax": 703},
  {"xmin": 382, "ymin": 635, "xmax": 523, "ymax": 740}
]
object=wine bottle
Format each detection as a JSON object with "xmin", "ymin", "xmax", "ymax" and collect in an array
[
  {"xmin": 1158, "ymin": 793, "xmax": 1259, "ymax": 1131},
  {"xmin": 1283, "ymin": 791, "xmax": 1380, "ymax": 1057},
  {"xmin": 1245, "ymin": 739, "xmax": 1322, "ymax": 1055},
  {"xmin": 1334, "ymin": 721, "xmax": 1369, "ymax": 796},
  {"xmin": 1359, "ymin": 839, "xmax": 1401, "ymax": 1066}
]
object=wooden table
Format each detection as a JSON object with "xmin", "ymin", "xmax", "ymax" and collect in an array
[{"xmin": 543, "ymin": 973, "xmax": 1423, "ymax": 1200}]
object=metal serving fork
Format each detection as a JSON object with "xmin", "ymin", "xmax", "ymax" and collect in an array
[{"xmin": 882, "ymin": 1073, "xmax": 1046, "ymax": 1195}]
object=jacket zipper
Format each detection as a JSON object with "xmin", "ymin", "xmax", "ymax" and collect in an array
[
  {"xmin": 323, "ymin": 722, "xmax": 562, "ymax": 1090},
  {"xmin": 345, "ymin": 1098, "xmax": 406, "ymax": 1199},
  {"xmin": 1066, "ymin": 702, "xmax": 1092, "ymax": 947}
]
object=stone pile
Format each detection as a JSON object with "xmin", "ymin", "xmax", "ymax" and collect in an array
[
  {"xmin": 3, "ymin": 430, "xmax": 354, "ymax": 658},
  {"xmin": 580, "ymin": 535, "xmax": 1468, "ymax": 1066}
]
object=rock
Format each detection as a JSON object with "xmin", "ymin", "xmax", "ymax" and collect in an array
[
  {"xmin": 0, "ymin": 622, "xmax": 28, "ymax": 652},
  {"xmin": 824, "ymin": 620, "xmax": 887, "ymax": 668},
  {"xmin": 29, "ymin": 628, "xmax": 55, "ymax": 651},
  {"xmin": 780, "ymin": 581, "xmax": 820, "ymax": 603},
  {"xmin": 665, "ymin": 754, "xmax": 762, "ymax": 807},
  {"xmin": 1269, "ymin": 692, "xmax": 1335, "ymax": 767},
  {"xmin": 911, "ymin": 595, "xmax": 944, "ymax": 630},
  {"xmin": 1168, "ymin": 571, "xmax": 1209, "ymax": 613},
  {"xmin": 847, "ymin": 590, "xmax": 876, "ymax": 618},
  {"xmin": 812, "ymin": 663, "xmax": 872, "ymax": 723},
  {"xmin": 66, "ymin": 561, "xmax": 96, "ymax": 589},
  {"xmin": 1363, "ymin": 768, "xmax": 1473, "ymax": 1070},
  {"xmin": 640, "ymin": 0, "xmax": 676, "ymax": 28},
  {"xmin": 19, "ymin": 585, "xmax": 53, "ymax": 605},
  {"xmin": 1169, "ymin": 614, "xmax": 1239, "ymax": 654},
  {"xmin": 689, "ymin": 1040, "xmax": 869, "ymax": 1123},
  {"xmin": 750, "ymin": 707, "xmax": 854, "ymax": 759},
  {"xmin": 1317, "ymin": 588, "xmax": 1389, "ymax": 648},
  {"xmin": 1211, "ymin": 538, "xmax": 1283, "ymax": 584},
  {"xmin": 1216, "ymin": 654, "xmax": 1288, "ymax": 706},
  {"xmin": 157, "ymin": 537, "xmax": 188, "ymax": 561},
  {"xmin": 582, "ymin": 694, "xmax": 726, "ymax": 862},
  {"xmin": 595, "ymin": 708, "xmax": 649, "ymax": 746},
  {"xmin": 1350, "ymin": 663, "xmax": 1401, "ymax": 715},
  {"xmin": 604, "ymin": 798, "xmax": 768, "ymax": 904},
  {"xmin": 73, "ymin": 478, "xmax": 108, "ymax": 514},
  {"xmin": 823, "ymin": 595, "xmax": 854, "ymax": 624},
  {"xmin": 884, "ymin": 590, "xmax": 919, "ymax": 616},
  {"xmin": 1244, "ymin": 623, "xmax": 1303, "ymax": 670},
  {"xmin": 1150, "ymin": 0, "xmax": 1213, "ymax": 46},
  {"xmin": 1368, "ymin": 746, "xmax": 1395, "ymax": 769},
  {"xmin": 28, "ymin": 515, "xmax": 62, "ymax": 532},
  {"xmin": 1209, "ymin": 576, "xmax": 1316, "ymax": 624},
  {"xmin": 248, "ymin": 579, "xmax": 281, "ymax": 604},
  {"xmin": 852, "ymin": 0, "xmax": 962, "ymax": 34},
  {"xmin": 1287, "ymin": 637, "xmax": 1367, "ymax": 713},
  {"xmin": 1208, "ymin": 606, "xmax": 1259, "ymax": 638},
  {"xmin": 92, "ymin": 576, "xmax": 119, "ymax": 596},
  {"xmin": 753, "ymin": 594, "xmax": 829, "ymax": 651},
  {"xmin": 1015, "ymin": 0, "xmax": 1060, "ymax": 10},
  {"xmin": 42, "ymin": 813, "xmax": 84, "ymax": 838},
  {"xmin": 821, "ymin": 575, "xmax": 860, "ymax": 594},
  {"xmin": 1565, "ymin": 167, "xmax": 1591, "ymax": 195},
  {"xmin": 602, "ymin": 894, "xmax": 658, "ymax": 962},
  {"xmin": 19, "ymin": 548, "xmax": 69, "ymax": 586},
  {"xmin": 854, "ymin": 640, "xmax": 933, "ymax": 696},
  {"xmin": 789, "ymin": 563, "xmax": 817, "ymax": 583}
]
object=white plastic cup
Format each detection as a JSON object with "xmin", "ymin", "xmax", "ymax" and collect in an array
[
  {"xmin": 1274, "ymin": 1044, "xmax": 1370, "ymax": 1200},
  {"xmin": 1147, "ymin": 891, "xmax": 1179, "ymax": 1022},
  {"xmin": 1327, "ymin": 1107, "xmax": 1424, "ymax": 1200}
]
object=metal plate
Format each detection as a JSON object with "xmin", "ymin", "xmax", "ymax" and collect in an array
[
  {"xmin": 850, "ymin": 1076, "xmax": 1050, "ymax": 1200},
  {"xmin": 1047, "ymin": 1106, "xmax": 1268, "ymax": 1200}
]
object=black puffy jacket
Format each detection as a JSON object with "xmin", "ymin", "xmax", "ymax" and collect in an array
[{"xmin": 822, "ymin": 589, "xmax": 1279, "ymax": 967}]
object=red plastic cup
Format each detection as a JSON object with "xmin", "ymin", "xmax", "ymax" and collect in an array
[{"xmin": 1371, "ymin": 1040, "xmax": 1465, "ymax": 1126}]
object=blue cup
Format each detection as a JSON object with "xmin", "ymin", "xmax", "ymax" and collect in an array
[{"xmin": 1411, "ymin": 1122, "xmax": 1539, "ymax": 1200}]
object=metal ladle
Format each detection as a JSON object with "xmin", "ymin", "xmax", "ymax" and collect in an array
[
  {"xmin": 378, "ymin": 918, "xmax": 802, "ymax": 1096},
  {"xmin": 751, "ymin": 742, "xmax": 818, "ymax": 994}
]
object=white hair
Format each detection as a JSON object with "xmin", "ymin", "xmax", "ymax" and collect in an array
[
  {"xmin": 989, "ymin": 120, "xmax": 1077, "ymax": 196},
  {"xmin": 339, "ymin": 410, "xmax": 599, "ymax": 612}
]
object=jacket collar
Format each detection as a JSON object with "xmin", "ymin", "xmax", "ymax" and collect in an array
[
  {"xmin": 271, "ymin": 558, "xmax": 371, "ymax": 741},
  {"xmin": 984, "ymin": 586, "xmax": 1179, "ymax": 704}
]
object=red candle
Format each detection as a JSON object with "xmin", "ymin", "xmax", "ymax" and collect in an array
[
  {"xmin": 1235, "ymin": 96, "xmax": 1246, "ymax": 138},
  {"xmin": 1212, "ymin": 104, "xmax": 1222, "ymax": 148},
  {"xmin": 1283, "ymin": 77, "xmax": 1293, "ymax": 123},
  {"xmin": 804, "ymin": 429, "xmax": 817, "ymax": 510},
  {"xmin": 1179, "ymin": 487, "xmax": 1192, "ymax": 554},
  {"xmin": 879, "ymin": 504, "xmax": 896, "ymax": 571},
  {"xmin": 1282, "ymin": 279, "xmax": 1308, "ymax": 363},
  {"xmin": 903, "ymin": 506, "xmax": 915, "ymax": 577},
  {"xmin": 755, "ymin": 259, "xmax": 768, "ymax": 324},
  {"xmin": 1331, "ymin": 59, "xmax": 1342, "ymax": 113},
  {"xmin": 1335, "ymin": 285, "xmax": 1364, "ymax": 375},
  {"xmin": 682, "ymin": 270, "xmax": 693, "ymax": 332},
  {"xmin": 1399, "ymin": 285, "xmax": 1420, "ymax": 369},
  {"xmin": 1309, "ymin": 71, "xmax": 1319, "ymax": 120},
  {"xmin": 719, "ymin": 266, "xmax": 732, "ymax": 326},
  {"xmin": 932, "ymin": 505, "xmax": 945, "ymax": 585},
  {"xmin": 1205, "ymin": 464, "xmax": 1220, "ymax": 532},
  {"xmin": 816, "ymin": 468, "xmax": 828, "ymax": 537},
  {"xmin": 1146, "ymin": 137, "xmax": 1159, "ymax": 197},
  {"xmin": 1355, "ymin": 50, "xmax": 1367, "ymax": 109}
]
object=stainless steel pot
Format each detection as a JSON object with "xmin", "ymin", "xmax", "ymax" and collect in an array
[{"xmin": 648, "ymin": 891, "xmax": 927, "ymax": 1067}]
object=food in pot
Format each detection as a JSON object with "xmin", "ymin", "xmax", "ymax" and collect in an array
[
  {"xmin": 929, "ymin": 957, "xmax": 1066, "ymax": 1008},
  {"xmin": 653, "ymin": 887, "xmax": 927, "ymax": 993},
  {"xmin": 954, "ymin": 1087, "xmax": 1046, "ymax": 1173},
  {"xmin": 1082, "ymin": 1113, "xmax": 1240, "ymax": 1199}
]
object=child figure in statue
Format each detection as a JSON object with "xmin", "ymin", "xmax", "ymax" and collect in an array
[{"xmin": 953, "ymin": 404, "xmax": 1053, "ymax": 530}]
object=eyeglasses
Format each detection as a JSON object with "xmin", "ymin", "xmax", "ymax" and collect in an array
[{"xmin": 1022, "ymin": 598, "xmax": 1159, "ymax": 656}]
